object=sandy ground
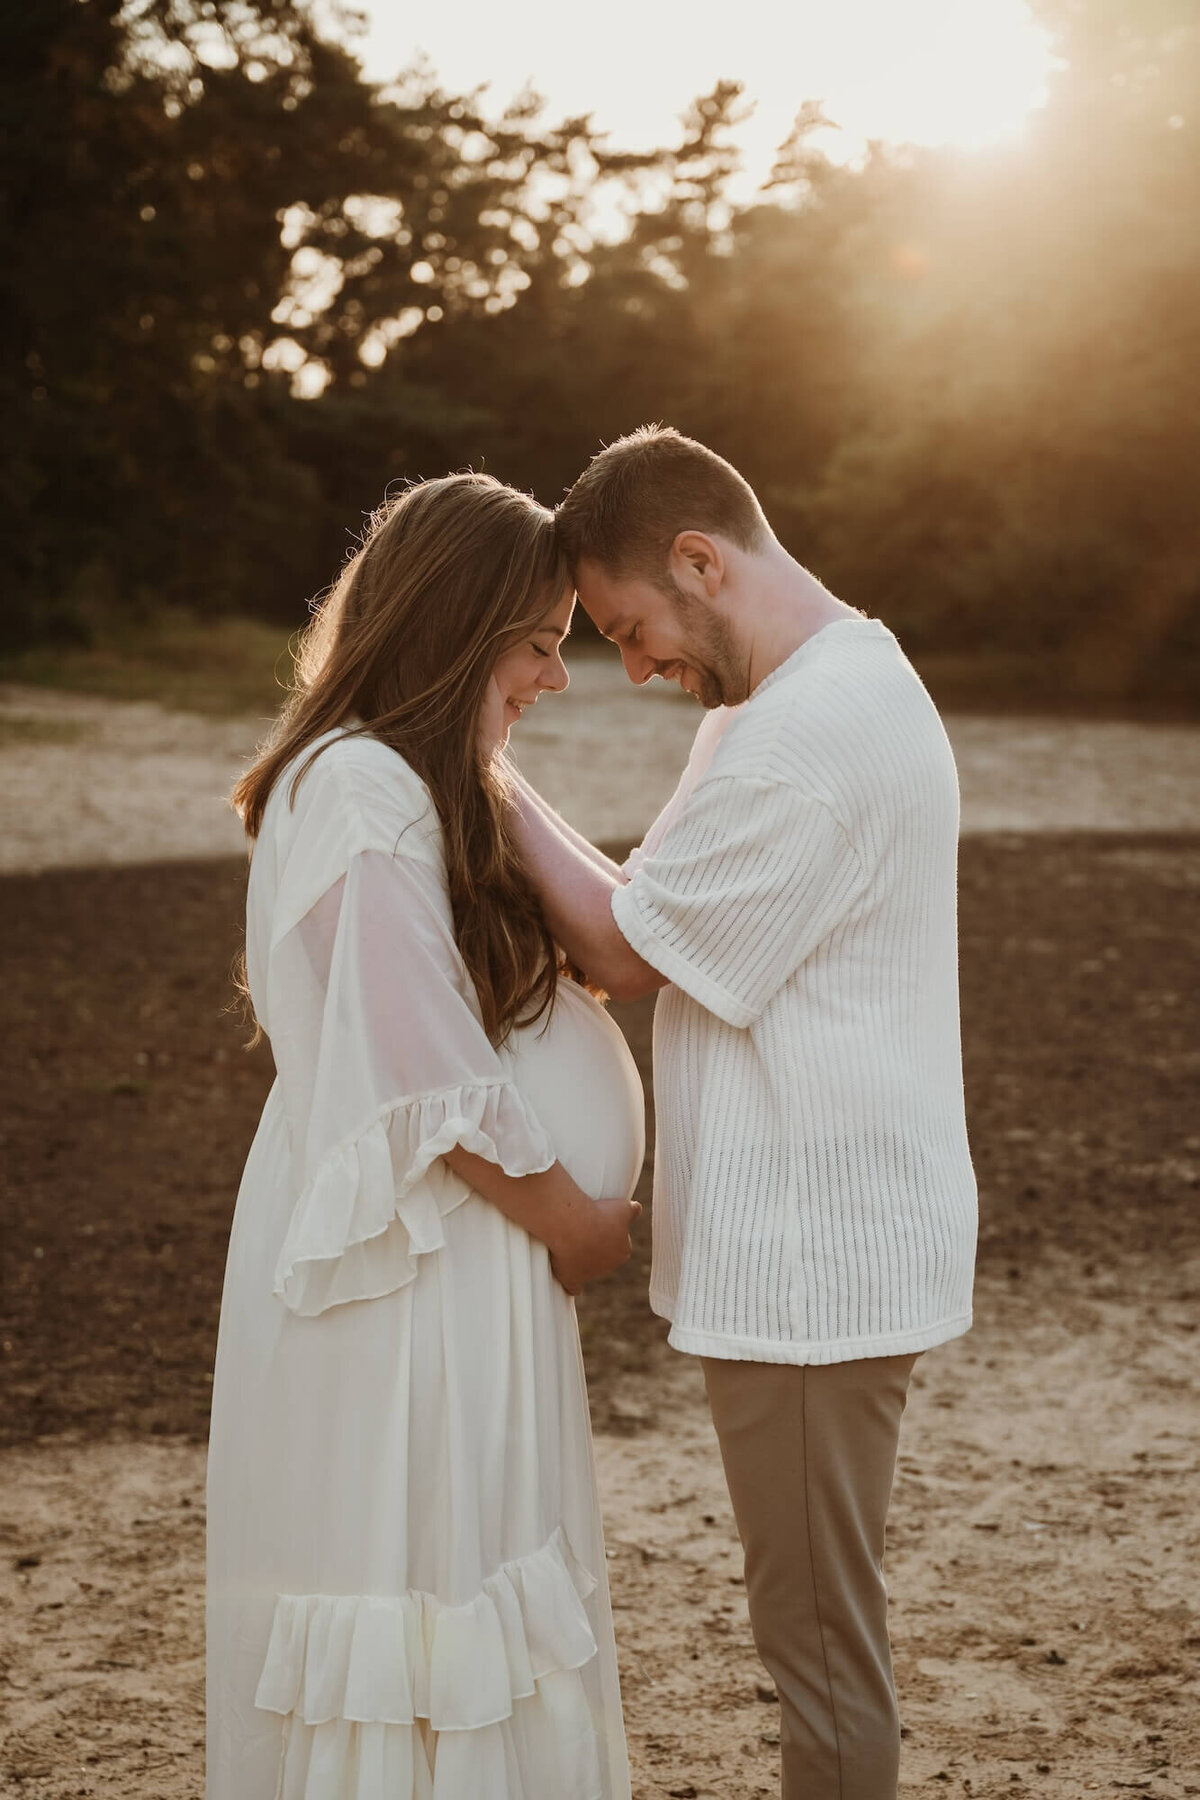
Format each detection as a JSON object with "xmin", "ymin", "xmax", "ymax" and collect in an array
[
  {"xmin": 4, "ymin": 664, "xmax": 1200, "ymax": 873},
  {"xmin": 4, "ymin": 1275, "xmax": 1199, "ymax": 1799},
  {"xmin": 3, "ymin": 676, "xmax": 1199, "ymax": 1796}
]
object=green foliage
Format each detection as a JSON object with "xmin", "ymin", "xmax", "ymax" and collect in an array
[
  {"xmin": 0, "ymin": 610, "xmax": 292, "ymax": 714},
  {"xmin": 805, "ymin": 0, "xmax": 1200, "ymax": 701},
  {"xmin": 3, "ymin": 0, "xmax": 1197, "ymax": 706}
]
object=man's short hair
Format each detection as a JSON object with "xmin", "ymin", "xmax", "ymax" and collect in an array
[{"xmin": 555, "ymin": 426, "xmax": 769, "ymax": 582}]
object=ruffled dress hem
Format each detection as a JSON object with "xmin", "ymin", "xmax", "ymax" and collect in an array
[{"xmin": 254, "ymin": 1526, "xmax": 605, "ymax": 1800}]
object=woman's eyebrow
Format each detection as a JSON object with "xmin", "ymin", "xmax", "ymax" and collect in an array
[{"xmin": 535, "ymin": 621, "xmax": 571, "ymax": 639}]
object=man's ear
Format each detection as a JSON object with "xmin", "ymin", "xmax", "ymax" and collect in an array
[{"xmin": 670, "ymin": 530, "xmax": 724, "ymax": 598}]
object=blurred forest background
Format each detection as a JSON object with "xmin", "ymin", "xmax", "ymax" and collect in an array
[{"xmin": 3, "ymin": 0, "xmax": 1198, "ymax": 708}]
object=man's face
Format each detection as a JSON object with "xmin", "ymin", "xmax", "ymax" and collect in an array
[{"xmin": 575, "ymin": 557, "xmax": 748, "ymax": 709}]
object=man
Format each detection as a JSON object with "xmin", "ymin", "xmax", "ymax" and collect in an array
[{"xmin": 511, "ymin": 426, "xmax": 977, "ymax": 1799}]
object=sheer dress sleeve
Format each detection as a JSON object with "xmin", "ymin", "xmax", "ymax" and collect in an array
[{"xmin": 262, "ymin": 841, "xmax": 556, "ymax": 1317}]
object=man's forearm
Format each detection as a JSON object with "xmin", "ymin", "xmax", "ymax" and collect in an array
[
  {"xmin": 509, "ymin": 782, "xmax": 665, "ymax": 1000},
  {"xmin": 505, "ymin": 760, "xmax": 627, "ymax": 881}
]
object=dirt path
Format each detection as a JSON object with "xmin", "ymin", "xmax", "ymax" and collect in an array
[
  {"xmin": 2, "ymin": 683, "xmax": 1198, "ymax": 1796},
  {"xmin": 4, "ymin": 670, "xmax": 1200, "ymax": 872},
  {"xmin": 4, "ymin": 1270, "xmax": 1198, "ymax": 1799}
]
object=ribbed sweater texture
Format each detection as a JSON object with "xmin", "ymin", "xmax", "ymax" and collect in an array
[{"xmin": 611, "ymin": 617, "xmax": 978, "ymax": 1363}]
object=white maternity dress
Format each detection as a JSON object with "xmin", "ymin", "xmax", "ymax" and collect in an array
[{"xmin": 206, "ymin": 729, "xmax": 643, "ymax": 1800}]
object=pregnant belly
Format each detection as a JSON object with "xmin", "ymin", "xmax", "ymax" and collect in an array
[{"xmin": 507, "ymin": 981, "xmax": 645, "ymax": 1202}]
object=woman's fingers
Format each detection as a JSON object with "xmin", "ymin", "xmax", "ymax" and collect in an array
[{"xmin": 548, "ymin": 1194, "xmax": 642, "ymax": 1293}]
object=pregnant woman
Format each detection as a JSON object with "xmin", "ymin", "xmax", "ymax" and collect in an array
[{"xmin": 207, "ymin": 474, "xmax": 644, "ymax": 1799}]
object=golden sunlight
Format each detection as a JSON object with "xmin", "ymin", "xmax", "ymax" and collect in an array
[
  {"xmin": 822, "ymin": 0, "xmax": 1055, "ymax": 151},
  {"xmin": 355, "ymin": 0, "xmax": 1056, "ymax": 179}
]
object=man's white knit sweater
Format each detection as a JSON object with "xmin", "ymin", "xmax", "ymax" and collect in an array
[{"xmin": 612, "ymin": 616, "xmax": 977, "ymax": 1364}]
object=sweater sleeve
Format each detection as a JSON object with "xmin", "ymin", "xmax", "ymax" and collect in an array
[
  {"xmin": 621, "ymin": 705, "xmax": 738, "ymax": 878},
  {"xmin": 611, "ymin": 773, "xmax": 866, "ymax": 1029}
]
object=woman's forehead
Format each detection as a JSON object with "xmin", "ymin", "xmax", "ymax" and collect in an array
[{"xmin": 537, "ymin": 586, "xmax": 576, "ymax": 633}]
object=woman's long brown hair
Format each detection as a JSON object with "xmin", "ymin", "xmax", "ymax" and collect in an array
[{"xmin": 232, "ymin": 473, "xmax": 568, "ymax": 1043}]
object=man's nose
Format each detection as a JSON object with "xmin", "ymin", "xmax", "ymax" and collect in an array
[{"xmin": 620, "ymin": 645, "xmax": 656, "ymax": 685}]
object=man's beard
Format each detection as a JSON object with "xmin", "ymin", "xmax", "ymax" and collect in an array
[{"xmin": 663, "ymin": 578, "xmax": 748, "ymax": 708}]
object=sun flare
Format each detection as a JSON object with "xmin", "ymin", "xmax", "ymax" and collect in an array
[
  {"xmin": 819, "ymin": 0, "xmax": 1055, "ymax": 152},
  {"xmin": 356, "ymin": 0, "xmax": 1056, "ymax": 181}
]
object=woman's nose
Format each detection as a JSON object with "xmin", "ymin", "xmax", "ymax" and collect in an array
[{"xmin": 542, "ymin": 652, "xmax": 569, "ymax": 692}]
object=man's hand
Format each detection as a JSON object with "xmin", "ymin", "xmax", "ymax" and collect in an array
[{"xmin": 548, "ymin": 1194, "xmax": 642, "ymax": 1296}]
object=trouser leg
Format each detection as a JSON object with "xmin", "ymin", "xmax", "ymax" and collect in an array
[{"xmin": 701, "ymin": 1354, "xmax": 917, "ymax": 1800}]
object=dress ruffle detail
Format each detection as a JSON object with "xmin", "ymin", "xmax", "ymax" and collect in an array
[
  {"xmin": 255, "ymin": 1527, "xmax": 603, "ymax": 1800},
  {"xmin": 272, "ymin": 1079, "xmax": 556, "ymax": 1317}
]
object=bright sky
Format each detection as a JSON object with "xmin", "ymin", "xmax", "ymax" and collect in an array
[{"xmin": 351, "ymin": 0, "xmax": 1057, "ymax": 187}]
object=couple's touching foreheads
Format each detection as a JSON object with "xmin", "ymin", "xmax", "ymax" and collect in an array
[{"xmin": 207, "ymin": 428, "xmax": 978, "ymax": 1799}]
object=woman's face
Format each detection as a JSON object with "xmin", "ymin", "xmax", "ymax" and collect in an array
[{"xmin": 479, "ymin": 585, "xmax": 575, "ymax": 756}]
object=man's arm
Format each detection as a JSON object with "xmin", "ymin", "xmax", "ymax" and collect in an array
[
  {"xmin": 508, "ymin": 778, "xmax": 667, "ymax": 1001},
  {"xmin": 504, "ymin": 760, "xmax": 628, "ymax": 881}
]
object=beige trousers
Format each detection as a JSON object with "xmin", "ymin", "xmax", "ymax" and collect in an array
[{"xmin": 702, "ymin": 1353, "xmax": 918, "ymax": 1800}]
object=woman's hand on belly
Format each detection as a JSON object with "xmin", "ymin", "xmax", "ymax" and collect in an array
[
  {"xmin": 548, "ymin": 1192, "xmax": 642, "ymax": 1297},
  {"xmin": 441, "ymin": 1146, "xmax": 640, "ymax": 1294}
]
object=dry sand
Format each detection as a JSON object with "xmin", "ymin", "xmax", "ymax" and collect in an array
[
  {"xmin": 4, "ymin": 1275, "xmax": 1198, "ymax": 1798},
  {"xmin": 3, "ymin": 673, "xmax": 1199, "ymax": 1796},
  {"xmin": 4, "ymin": 663, "xmax": 1200, "ymax": 874}
]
